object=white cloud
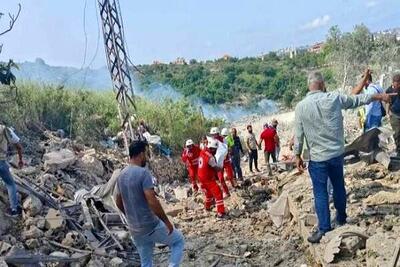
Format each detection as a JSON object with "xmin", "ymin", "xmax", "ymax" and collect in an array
[
  {"xmin": 301, "ymin": 15, "xmax": 331, "ymax": 30},
  {"xmin": 366, "ymin": 0, "xmax": 378, "ymax": 8}
]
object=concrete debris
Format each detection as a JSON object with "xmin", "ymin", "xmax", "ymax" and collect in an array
[
  {"xmin": 173, "ymin": 186, "xmax": 190, "ymax": 201},
  {"xmin": 45, "ymin": 208, "xmax": 65, "ymax": 230},
  {"xmin": 76, "ymin": 154, "xmax": 104, "ymax": 177},
  {"xmin": 43, "ymin": 149, "xmax": 76, "ymax": 172},
  {"xmin": 0, "ymin": 241, "xmax": 12, "ymax": 256},
  {"xmin": 364, "ymin": 190, "xmax": 400, "ymax": 206},
  {"xmin": 22, "ymin": 195, "xmax": 43, "ymax": 216},
  {"xmin": 21, "ymin": 226, "xmax": 44, "ymax": 240},
  {"xmin": 268, "ymin": 191, "xmax": 290, "ymax": 228}
]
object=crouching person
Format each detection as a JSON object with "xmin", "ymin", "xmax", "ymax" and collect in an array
[
  {"xmin": 198, "ymin": 139, "xmax": 227, "ymax": 219},
  {"xmin": 116, "ymin": 140, "xmax": 185, "ymax": 267}
]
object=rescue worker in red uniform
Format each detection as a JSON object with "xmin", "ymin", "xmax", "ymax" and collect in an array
[
  {"xmin": 181, "ymin": 139, "xmax": 201, "ymax": 192},
  {"xmin": 210, "ymin": 127, "xmax": 233, "ymax": 197},
  {"xmin": 197, "ymin": 139, "xmax": 226, "ymax": 218}
]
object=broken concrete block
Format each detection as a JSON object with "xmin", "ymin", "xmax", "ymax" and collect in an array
[
  {"xmin": 173, "ymin": 186, "xmax": 190, "ymax": 201},
  {"xmin": 21, "ymin": 226, "xmax": 44, "ymax": 240},
  {"xmin": 364, "ymin": 191, "xmax": 400, "ymax": 206},
  {"xmin": 268, "ymin": 191, "xmax": 290, "ymax": 228},
  {"xmin": 45, "ymin": 208, "xmax": 65, "ymax": 230},
  {"xmin": 43, "ymin": 149, "xmax": 76, "ymax": 171},
  {"xmin": 165, "ymin": 206, "xmax": 184, "ymax": 217},
  {"xmin": 62, "ymin": 231, "xmax": 84, "ymax": 248},
  {"xmin": 366, "ymin": 232, "xmax": 397, "ymax": 267},
  {"xmin": 0, "ymin": 241, "xmax": 12, "ymax": 255},
  {"xmin": 22, "ymin": 195, "xmax": 43, "ymax": 216},
  {"xmin": 109, "ymin": 257, "xmax": 125, "ymax": 267},
  {"xmin": 76, "ymin": 154, "xmax": 104, "ymax": 177},
  {"xmin": 25, "ymin": 239, "xmax": 40, "ymax": 249}
]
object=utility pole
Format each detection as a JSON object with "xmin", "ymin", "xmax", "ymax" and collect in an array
[{"xmin": 97, "ymin": 0, "xmax": 135, "ymax": 155}]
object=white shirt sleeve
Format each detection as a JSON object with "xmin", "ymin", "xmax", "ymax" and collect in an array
[{"xmin": 7, "ymin": 127, "xmax": 20, "ymax": 144}]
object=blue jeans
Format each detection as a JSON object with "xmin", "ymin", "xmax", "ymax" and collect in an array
[
  {"xmin": 308, "ymin": 155, "xmax": 347, "ymax": 233},
  {"xmin": 0, "ymin": 160, "xmax": 19, "ymax": 211},
  {"xmin": 365, "ymin": 114, "xmax": 382, "ymax": 131},
  {"xmin": 133, "ymin": 221, "xmax": 185, "ymax": 267}
]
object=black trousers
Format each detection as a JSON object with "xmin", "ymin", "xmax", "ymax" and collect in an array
[
  {"xmin": 232, "ymin": 152, "xmax": 243, "ymax": 179},
  {"xmin": 249, "ymin": 149, "xmax": 258, "ymax": 171}
]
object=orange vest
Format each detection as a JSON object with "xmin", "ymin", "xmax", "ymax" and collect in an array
[{"xmin": 197, "ymin": 148, "xmax": 216, "ymax": 183}]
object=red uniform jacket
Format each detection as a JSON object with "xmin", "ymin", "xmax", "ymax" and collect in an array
[
  {"xmin": 181, "ymin": 145, "xmax": 201, "ymax": 168},
  {"xmin": 198, "ymin": 148, "xmax": 217, "ymax": 183}
]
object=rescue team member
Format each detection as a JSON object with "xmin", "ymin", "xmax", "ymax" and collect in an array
[
  {"xmin": 116, "ymin": 140, "xmax": 184, "ymax": 266},
  {"xmin": 181, "ymin": 139, "xmax": 201, "ymax": 192},
  {"xmin": 209, "ymin": 127, "xmax": 231, "ymax": 197},
  {"xmin": 197, "ymin": 139, "xmax": 227, "ymax": 218}
]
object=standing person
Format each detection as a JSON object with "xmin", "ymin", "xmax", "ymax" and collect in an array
[
  {"xmin": 116, "ymin": 140, "xmax": 185, "ymax": 267},
  {"xmin": 386, "ymin": 73, "xmax": 400, "ymax": 155},
  {"xmin": 259, "ymin": 124, "xmax": 277, "ymax": 176},
  {"xmin": 209, "ymin": 127, "xmax": 231, "ymax": 196},
  {"xmin": 352, "ymin": 69, "xmax": 385, "ymax": 131},
  {"xmin": 221, "ymin": 128, "xmax": 237, "ymax": 189},
  {"xmin": 271, "ymin": 119, "xmax": 280, "ymax": 161},
  {"xmin": 0, "ymin": 124, "xmax": 23, "ymax": 217},
  {"xmin": 245, "ymin": 125, "xmax": 260, "ymax": 173},
  {"xmin": 226, "ymin": 128, "xmax": 244, "ymax": 180},
  {"xmin": 199, "ymin": 135, "xmax": 208, "ymax": 150},
  {"xmin": 295, "ymin": 71, "xmax": 392, "ymax": 243},
  {"xmin": 197, "ymin": 139, "xmax": 227, "ymax": 218},
  {"xmin": 181, "ymin": 139, "xmax": 201, "ymax": 192}
]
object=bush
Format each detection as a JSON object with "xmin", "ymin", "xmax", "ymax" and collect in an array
[{"xmin": 0, "ymin": 82, "xmax": 220, "ymax": 154}]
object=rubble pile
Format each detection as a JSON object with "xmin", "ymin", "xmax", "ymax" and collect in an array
[{"xmin": 0, "ymin": 131, "xmax": 147, "ymax": 266}]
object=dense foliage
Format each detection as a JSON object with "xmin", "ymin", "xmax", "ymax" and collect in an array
[
  {"xmin": 139, "ymin": 52, "xmax": 326, "ymax": 107},
  {"xmin": 0, "ymin": 83, "xmax": 220, "ymax": 153},
  {"xmin": 138, "ymin": 25, "xmax": 400, "ymax": 107}
]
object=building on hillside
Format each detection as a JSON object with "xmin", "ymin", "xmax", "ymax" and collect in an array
[
  {"xmin": 222, "ymin": 54, "xmax": 231, "ymax": 61},
  {"xmin": 152, "ymin": 60, "xmax": 162, "ymax": 65},
  {"xmin": 276, "ymin": 46, "xmax": 297, "ymax": 58},
  {"xmin": 308, "ymin": 42, "xmax": 325, "ymax": 53},
  {"xmin": 174, "ymin": 57, "xmax": 187, "ymax": 65}
]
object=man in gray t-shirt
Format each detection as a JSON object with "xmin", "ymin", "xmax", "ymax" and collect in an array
[{"xmin": 116, "ymin": 140, "xmax": 184, "ymax": 267}]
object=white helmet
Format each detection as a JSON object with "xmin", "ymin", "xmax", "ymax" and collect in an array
[
  {"xmin": 185, "ymin": 139, "xmax": 194, "ymax": 147},
  {"xmin": 207, "ymin": 139, "xmax": 219, "ymax": 149},
  {"xmin": 221, "ymin": 128, "xmax": 229, "ymax": 136},
  {"xmin": 210, "ymin": 127, "xmax": 220, "ymax": 135}
]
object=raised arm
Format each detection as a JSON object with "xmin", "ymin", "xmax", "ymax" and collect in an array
[{"xmin": 351, "ymin": 68, "xmax": 371, "ymax": 95}]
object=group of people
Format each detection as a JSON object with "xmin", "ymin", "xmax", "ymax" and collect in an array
[
  {"xmin": 180, "ymin": 122, "xmax": 281, "ymax": 220},
  {"xmin": 2, "ymin": 69, "xmax": 400, "ymax": 267}
]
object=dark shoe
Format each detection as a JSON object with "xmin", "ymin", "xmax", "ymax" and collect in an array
[
  {"xmin": 307, "ymin": 230, "xmax": 325, "ymax": 244},
  {"xmin": 5, "ymin": 206, "xmax": 22, "ymax": 218},
  {"xmin": 256, "ymin": 169, "xmax": 261, "ymax": 172},
  {"xmin": 216, "ymin": 213, "xmax": 229, "ymax": 220}
]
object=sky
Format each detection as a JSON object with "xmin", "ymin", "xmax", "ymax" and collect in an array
[{"xmin": 0, "ymin": 0, "xmax": 399, "ymax": 68}]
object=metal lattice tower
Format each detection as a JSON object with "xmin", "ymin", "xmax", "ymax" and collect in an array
[{"xmin": 97, "ymin": 0, "xmax": 135, "ymax": 153}]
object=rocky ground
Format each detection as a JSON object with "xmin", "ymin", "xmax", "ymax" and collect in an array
[{"xmin": 0, "ymin": 109, "xmax": 398, "ymax": 266}]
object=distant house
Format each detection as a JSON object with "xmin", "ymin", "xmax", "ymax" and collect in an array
[
  {"xmin": 308, "ymin": 42, "xmax": 325, "ymax": 53},
  {"xmin": 222, "ymin": 54, "xmax": 231, "ymax": 61},
  {"xmin": 174, "ymin": 57, "xmax": 187, "ymax": 65}
]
